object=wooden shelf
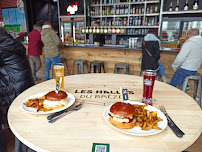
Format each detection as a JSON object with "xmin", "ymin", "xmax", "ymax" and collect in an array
[{"xmin": 162, "ymin": 10, "xmax": 202, "ymax": 15}]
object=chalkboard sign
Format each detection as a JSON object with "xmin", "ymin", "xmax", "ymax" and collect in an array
[{"xmin": 59, "ymin": 0, "xmax": 84, "ymax": 16}]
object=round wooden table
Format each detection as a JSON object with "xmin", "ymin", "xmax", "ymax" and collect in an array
[{"xmin": 8, "ymin": 74, "xmax": 202, "ymax": 152}]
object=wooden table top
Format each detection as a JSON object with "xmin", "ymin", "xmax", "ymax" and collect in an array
[{"xmin": 8, "ymin": 74, "xmax": 202, "ymax": 152}]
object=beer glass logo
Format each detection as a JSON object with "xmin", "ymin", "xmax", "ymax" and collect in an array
[
  {"xmin": 144, "ymin": 79, "xmax": 153, "ymax": 86},
  {"xmin": 56, "ymin": 71, "xmax": 63, "ymax": 77}
]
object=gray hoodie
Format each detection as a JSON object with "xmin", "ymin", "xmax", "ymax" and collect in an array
[{"xmin": 172, "ymin": 35, "xmax": 202, "ymax": 71}]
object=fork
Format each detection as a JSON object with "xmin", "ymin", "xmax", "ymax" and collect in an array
[
  {"xmin": 48, "ymin": 101, "xmax": 84, "ymax": 123},
  {"xmin": 159, "ymin": 105, "xmax": 185, "ymax": 138}
]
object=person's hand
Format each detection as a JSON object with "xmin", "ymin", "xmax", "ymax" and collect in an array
[{"xmin": 173, "ymin": 69, "xmax": 177, "ymax": 73}]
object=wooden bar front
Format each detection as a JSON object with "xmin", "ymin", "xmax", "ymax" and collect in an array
[{"xmin": 36, "ymin": 46, "xmax": 180, "ymax": 79}]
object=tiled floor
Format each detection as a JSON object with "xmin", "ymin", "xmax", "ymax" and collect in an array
[{"xmin": 5, "ymin": 75, "xmax": 202, "ymax": 152}]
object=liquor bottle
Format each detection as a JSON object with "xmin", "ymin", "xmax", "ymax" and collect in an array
[
  {"xmin": 129, "ymin": 17, "xmax": 133, "ymax": 26},
  {"xmin": 100, "ymin": 27, "xmax": 104, "ymax": 33},
  {"xmin": 112, "ymin": 27, "xmax": 116, "ymax": 33},
  {"xmin": 104, "ymin": 27, "xmax": 108, "ymax": 33},
  {"xmin": 193, "ymin": 0, "xmax": 199, "ymax": 10},
  {"xmin": 175, "ymin": 0, "xmax": 179, "ymax": 11},
  {"xmin": 184, "ymin": 0, "xmax": 189, "ymax": 11},
  {"xmin": 154, "ymin": 5, "xmax": 158, "ymax": 13},
  {"xmin": 86, "ymin": 26, "xmax": 89, "ymax": 33},
  {"xmin": 96, "ymin": 27, "xmax": 100, "ymax": 33},
  {"xmin": 89, "ymin": 27, "xmax": 93, "ymax": 33},
  {"xmin": 145, "ymin": 17, "xmax": 148, "ymax": 26},
  {"xmin": 108, "ymin": 26, "xmax": 112, "ymax": 33},
  {"xmin": 82, "ymin": 28, "xmax": 85, "ymax": 33},
  {"xmin": 120, "ymin": 28, "xmax": 125, "ymax": 34},
  {"xmin": 169, "ymin": 2, "xmax": 172, "ymax": 11}
]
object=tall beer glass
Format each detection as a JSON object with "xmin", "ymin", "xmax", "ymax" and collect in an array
[
  {"xmin": 53, "ymin": 63, "xmax": 64, "ymax": 89},
  {"xmin": 142, "ymin": 70, "xmax": 156, "ymax": 105}
]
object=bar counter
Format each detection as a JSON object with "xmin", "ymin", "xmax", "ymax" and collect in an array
[{"xmin": 24, "ymin": 44, "xmax": 202, "ymax": 79}]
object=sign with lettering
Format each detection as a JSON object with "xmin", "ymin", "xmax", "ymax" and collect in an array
[{"xmin": 74, "ymin": 89, "xmax": 134, "ymax": 100}]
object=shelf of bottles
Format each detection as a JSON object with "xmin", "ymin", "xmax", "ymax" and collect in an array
[
  {"xmin": 90, "ymin": 0, "xmax": 160, "ymax": 29},
  {"xmin": 82, "ymin": 26, "xmax": 151, "ymax": 36},
  {"xmin": 162, "ymin": 0, "xmax": 201, "ymax": 14}
]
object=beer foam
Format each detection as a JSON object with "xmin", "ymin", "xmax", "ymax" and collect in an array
[{"xmin": 54, "ymin": 65, "xmax": 64, "ymax": 69}]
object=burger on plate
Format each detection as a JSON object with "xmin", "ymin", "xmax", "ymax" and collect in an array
[
  {"xmin": 108, "ymin": 102, "xmax": 136, "ymax": 129},
  {"xmin": 43, "ymin": 90, "xmax": 68, "ymax": 110}
]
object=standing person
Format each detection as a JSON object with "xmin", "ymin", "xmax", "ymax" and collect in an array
[
  {"xmin": 0, "ymin": 27, "xmax": 35, "ymax": 152},
  {"xmin": 170, "ymin": 28, "xmax": 202, "ymax": 87},
  {"xmin": 93, "ymin": 21, "xmax": 105, "ymax": 46},
  {"xmin": 28, "ymin": 22, "xmax": 44, "ymax": 81},
  {"xmin": 141, "ymin": 29, "xmax": 160, "ymax": 71},
  {"xmin": 141, "ymin": 29, "xmax": 170, "ymax": 83},
  {"xmin": 41, "ymin": 21, "xmax": 63, "ymax": 80}
]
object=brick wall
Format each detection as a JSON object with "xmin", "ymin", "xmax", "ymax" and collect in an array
[{"xmin": 0, "ymin": 0, "xmax": 17, "ymax": 21}]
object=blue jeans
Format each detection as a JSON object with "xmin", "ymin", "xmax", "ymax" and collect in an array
[
  {"xmin": 170, "ymin": 68, "xmax": 196, "ymax": 87},
  {"xmin": 45, "ymin": 56, "xmax": 61, "ymax": 80},
  {"xmin": 158, "ymin": 61, "xmax": 165, "ymax": 77}
]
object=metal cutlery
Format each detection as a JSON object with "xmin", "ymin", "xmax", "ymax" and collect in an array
[
  {"xmin": 159, "ymin": 105, "xmax": 185, "ymax": 138},
  {"xmin": 48, "ymin": 101, "xmax": 84, "ymax": 123}
]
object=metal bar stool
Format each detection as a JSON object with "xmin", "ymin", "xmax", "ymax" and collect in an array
[
  {"xmin": 72, "ymin": 60, "xmax": 89, "ymax": 74},
  {"xmin": 181, "ymin": 74, "xmax": 202, "ymax": 107},
  {"xmin": 89, "ymin": 61, "xmax": 105, "ymax": 73},
  {"xmin": 114, "ymin": 62, "xmax": 129, "ymax": 74}
]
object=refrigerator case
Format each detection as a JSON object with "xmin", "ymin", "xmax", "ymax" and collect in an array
[
  {"xmin": 61, "ymin": 20, "xmax": 85, "ymax": 45},
  {"xmin": 160, "ymin": 18, "xmax": 202, "ymax": 48}
]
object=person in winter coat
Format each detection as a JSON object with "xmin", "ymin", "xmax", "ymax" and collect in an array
[
  {"xmin": 28, "ymin": 22, "xmax": 44, "ymax": 81},
  {"xmin": 170, "ymin": 28, "xmax": 202, "ymax": 87},
  {"xmin": 41, "ymin": 21, "xmax": 63, "ymax": 80},
  {"xmin": 141, "ymin": 29, "xmax": 160, "ymax": 71},
  {"xmin": 141, "ymin": 29, "xmax": 170, "ymax": 83},
  {"xmin": 0, "ymin": 27, "xmax": 35, "ymax": 152}
]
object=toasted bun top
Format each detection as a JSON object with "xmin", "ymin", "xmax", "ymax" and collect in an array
[
  {"xmin": 110, "ymin": 102, "xmax": 135, "ymax": 116},
  {"xmin": 45, "ymin": 90, "xmax": 67, "ymax": 101}
]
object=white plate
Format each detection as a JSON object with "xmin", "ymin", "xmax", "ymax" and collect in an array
[
  {"xmin": 21, "ymin": 92, "xmax": 75, "ymax": 114},
  {"xmin": 103, "ymin": 101, "xmax": 167, "ymax": 136}
]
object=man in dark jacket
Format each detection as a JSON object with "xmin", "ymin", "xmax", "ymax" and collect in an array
[
  {"xmin": 0, "ymin": 27, "xmax": 35, "ymax": 152},
  {"xmin": 28, "ymin": 22, "xmax": 44, "ymax": 81}
]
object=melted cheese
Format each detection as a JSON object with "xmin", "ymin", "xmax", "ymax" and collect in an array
[
  {"xmin": 43, "ymin": 98, "xmax": 68, "ymax": 109},
  {"xmin": 110, "ymin": 113, "xmax": 133, "ymax": 123}
]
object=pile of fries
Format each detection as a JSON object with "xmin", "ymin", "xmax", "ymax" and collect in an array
[
  {"xmin": 133, "ymin": 104, "xmax": 163, "ymax": 131},
  {"xmin": 24, "ymin": 96, "xmax": 49, "ymax": 112}
]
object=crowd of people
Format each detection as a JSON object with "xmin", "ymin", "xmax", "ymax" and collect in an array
[{"xmin": 0, "ymin": 17, "xmax": 202, "ymax": 151}]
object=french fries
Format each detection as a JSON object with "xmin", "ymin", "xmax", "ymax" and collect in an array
[
  {"xmin": 24, "ymin": 96, "xmax": 49, "ymax": 112},
  {"xmin": 133, "ymin": 104, "xmax": 163, "ymax": 131}
]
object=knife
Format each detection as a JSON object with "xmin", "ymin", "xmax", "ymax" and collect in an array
[
  {"xmin": 166, "ymin": 116, "xmax": 185, "ymax": 138},
  {"xmin": 47, "ymin": 101, "xmax": 84, "ymax": 120}
]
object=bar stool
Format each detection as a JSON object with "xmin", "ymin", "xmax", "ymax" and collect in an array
[
  {"xmin": 181, "ymin": 74, "xmax": 201, "ymax": 107},
  {"xmin": 72, "ymin": 60, "xmax": 89, "ymax": 74},
  {"xmin": 90, "ymin": 61, "xmax": 105, "ymax": 73},
  {"xmin": 114, "ymin": 62, "xmax": 129, "ymax": 74},
  {"xmin": 52, "ymin": 57, "xmax": 69, "ymax": 78}
]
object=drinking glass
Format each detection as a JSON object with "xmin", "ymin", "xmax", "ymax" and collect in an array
[
  {"xmin": 53, "ymin": 63, "xmax": 64, "ymax": 90},
  {"xmin": 142, "ymin": 70, "xmax": 156, "ymax": 105}
]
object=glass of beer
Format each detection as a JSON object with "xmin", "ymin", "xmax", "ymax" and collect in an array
[
  {"xmin": 142, "ymin": 70, "xmax": 156, "ymax": 105},
  {"xmin": 53, "ymin": 63, "xmax": 64, "ymax": 90}
]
